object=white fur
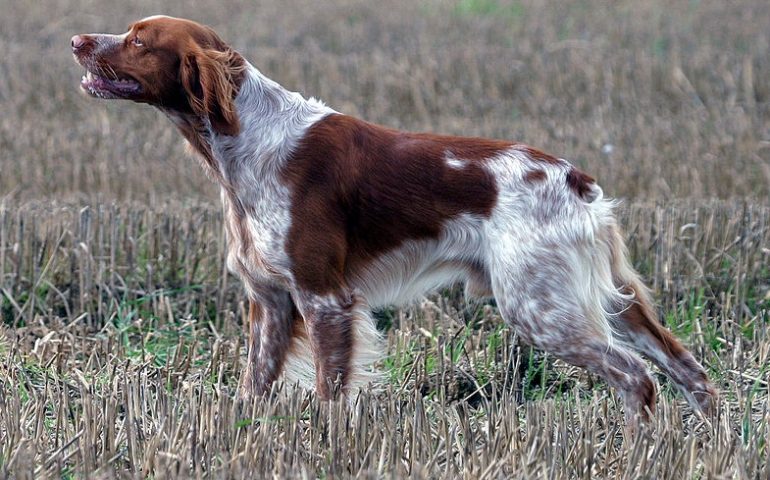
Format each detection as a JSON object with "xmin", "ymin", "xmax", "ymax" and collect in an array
[
  {"xmin": 445, "ymin": 152, "xmax": 469, "ymax": 170},
  {"xmin": 214, "ymin": 65, "xmax": 335, "ymax": 289},
  {"xmin": 482, "ymin": 149, "xmax": 629, "ymax": 346}
]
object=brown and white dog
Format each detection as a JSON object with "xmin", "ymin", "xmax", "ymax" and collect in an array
[{"xmin": 72, "ymin": 16, "xmax": 716, "ymax": 425}]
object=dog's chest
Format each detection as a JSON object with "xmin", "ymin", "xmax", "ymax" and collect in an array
[{"xmin": 221, "ymin": 188, "xmax": 294, "ymax": 290}]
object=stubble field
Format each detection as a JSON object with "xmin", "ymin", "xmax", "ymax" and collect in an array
[{"xmin": 1, "ymin": 0, "xmax": 769, "ymax": 478}]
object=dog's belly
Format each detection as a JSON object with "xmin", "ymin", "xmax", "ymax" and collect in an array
[
  {"xmin": 351, "ymin": 253, "xmax": 469, "ymax": 308},
  {"xmin": 348, "ymin": 214, "xmax": 491, "ymax": 308}
]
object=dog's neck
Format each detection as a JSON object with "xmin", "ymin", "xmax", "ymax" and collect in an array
[
  {"xmin": 164, "ymin": 62, "xmax": 334, "ymax": 194},
  {"xmin": 211, "ymin": 64, "xmax": 334, "ymax": 187}
]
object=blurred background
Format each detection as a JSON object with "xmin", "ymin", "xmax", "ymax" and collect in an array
[{"xmin": 1, "ymin": 0, "xmax": 769, "ymax": 202}]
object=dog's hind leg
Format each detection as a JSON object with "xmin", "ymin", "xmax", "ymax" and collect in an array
[{"xmin": 488, "ymin": 240, "xmax": 658, "ymax": 428}]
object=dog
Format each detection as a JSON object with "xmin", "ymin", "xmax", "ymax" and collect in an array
[{"xmin": 72, "ymin": 15, "xmax": 716, "ymax": 426}]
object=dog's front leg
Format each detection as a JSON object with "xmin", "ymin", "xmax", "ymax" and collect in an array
[
  {"xmin": 295, "ymin": 290, "xmax": 361, "ymax": 400},
  {"xmin": 240, "ymin": 287, "xmax": 298, "ymax": 398}
]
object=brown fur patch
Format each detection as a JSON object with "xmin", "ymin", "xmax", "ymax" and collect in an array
[
  {"xmin": 523, "ymin": 169, "xmax": 547, "ymax": 183},
  {"xmin": 181, "ymin": 48, "xmax": 246, "ymax": 136},
  {"xmin": 566, "ymin": 167, "xmax": 596, "ymax": 199},
  {"xmin": 282, "ymin": 114, "xmax": 508, "ymax": 294}
]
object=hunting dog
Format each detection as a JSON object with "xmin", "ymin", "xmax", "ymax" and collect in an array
[{"xmin": 72, "ymin": 16, "xmax": 716, "ymax": 426}]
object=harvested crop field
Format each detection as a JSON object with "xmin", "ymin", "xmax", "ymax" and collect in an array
[{"xmin": 1, "ymin": 0, "xmax": 769, "ymax": 478}]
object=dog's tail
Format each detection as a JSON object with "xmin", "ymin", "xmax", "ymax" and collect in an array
[{"xmin": 601, "ymin": 211, "xmax": 718, "ymax": 414}]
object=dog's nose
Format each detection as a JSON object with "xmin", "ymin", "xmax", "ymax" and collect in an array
[{"xmin": 71, "ymin": 35, "xmax": 86, "ymax": 51}]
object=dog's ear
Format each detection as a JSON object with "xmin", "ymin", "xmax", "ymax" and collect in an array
[{"xmin": 181, "ymin": 48, "xmax": 241, "ymax": 136}]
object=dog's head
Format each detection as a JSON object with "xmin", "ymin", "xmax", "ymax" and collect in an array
[{"xmin": 72, "ymin": 15, "xmax": 244, "ymax": 135}]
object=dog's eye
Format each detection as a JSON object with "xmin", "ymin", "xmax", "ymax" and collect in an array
[{"xmin": 131, "ymin": 36, "xmax": 143, "ymax": 47}]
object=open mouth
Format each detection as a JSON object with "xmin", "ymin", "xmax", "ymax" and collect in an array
[{"xmin": 80, "ymin": 70, "xmax": 142, "ymax": 99}]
